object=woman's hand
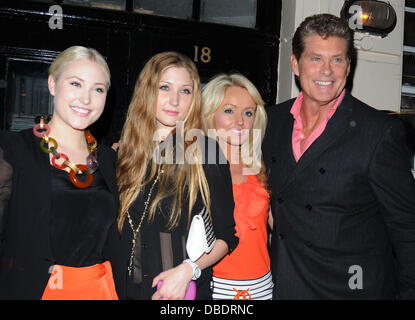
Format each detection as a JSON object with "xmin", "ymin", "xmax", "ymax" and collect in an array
[
  {"xmin": 111, "ymin": 141, "xmax": 120, "ymax": 151},
  {"xmin": 150, "ymin": 239, "xmax": 229, "ymax": 300},
  {"xmin": 268, "ymin": 208, "xmax": 273, "ymax": 230},
  {"xmin": 151, "ymin": 262, "xmax": 193, "ymax": 300}
]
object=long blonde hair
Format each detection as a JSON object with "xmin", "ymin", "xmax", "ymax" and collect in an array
[
  {"xmin": 117, "ymin": 52, "xmax": 210, "ymax": 233},
  {"xmin": 201, "ymin": 73, "xmax": 268, "ymax": 187}
]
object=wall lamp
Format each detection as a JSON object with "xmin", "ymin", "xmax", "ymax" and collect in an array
[{"xmin": 341, "ymin": 0, "xmax": 397, "ymax": 37}]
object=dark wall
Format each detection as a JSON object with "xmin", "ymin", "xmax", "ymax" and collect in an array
[{"xmin": 0, "ymin": 1, "xmax": 281, "ymax": 145}]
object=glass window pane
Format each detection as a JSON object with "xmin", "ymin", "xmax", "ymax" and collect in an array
[
  {"xmin": 62, "ymin": 0, "xmax": 91, "ymax": 7},
  {"xmin": 200, "ymin": 0, "xmax": 257, "ymax": 29},
  {"xmin": 25, "ymin": 0, "xmax": 55, "ymax": 3},
  {"xmin": 62, "ymin": 0, "xmax": 126, "ymax": 10},
  {"xmin": 6, "ymin": 60, "xmax": 53, "ymax": 131},
  {"xmin": 133, "ymin": 0, "xmax": 193, "ymax": 20},
  {"xmin": 406, "ymin": 0, "xmax": 415, "ymax": 8},
  {"xmin": 401, "ymin": 95, "xmax": 415, "ymax": 110},
  {"xmin": 90, "ymin": 0, "xmax": 126, "ymax": 10},
  {"xmin": 403, "ymin": 51, "xmax": 415, "ymax": 88},
  {"xmin": 404, "ymin": 11, "xmax": 415, "ymax": 47},
  {"xmin": 403, "ymin": 4, "xmax": 415, "ymax": 171}
]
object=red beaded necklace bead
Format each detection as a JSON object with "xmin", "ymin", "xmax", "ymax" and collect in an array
[{"xmin": 33, "ymin": 117, "xmax": 98, "ymax": 189}]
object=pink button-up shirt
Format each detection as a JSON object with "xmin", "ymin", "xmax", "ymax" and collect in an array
[{"xmin": 291, "ymin": 90, "xmax": 345, "ymax": 162}]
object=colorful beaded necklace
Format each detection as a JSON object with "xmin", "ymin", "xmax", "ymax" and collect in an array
[{"xmin": 33, "ymin": 117, "xmax": 99, "ymax": 189}]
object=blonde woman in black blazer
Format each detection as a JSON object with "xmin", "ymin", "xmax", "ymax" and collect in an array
[{"xmin": 0, "ymin": 46, "xmax": 120, "ymax": 299}]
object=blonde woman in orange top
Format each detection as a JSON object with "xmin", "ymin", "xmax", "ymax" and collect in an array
[{"xmin": 202, "ymin": 73, "xmax": 273, "ymax": 300}]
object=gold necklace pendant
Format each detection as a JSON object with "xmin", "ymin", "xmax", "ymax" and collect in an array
[{"xmin": 127, "ymin": 167, "xmax": 164, "ymax": 277}]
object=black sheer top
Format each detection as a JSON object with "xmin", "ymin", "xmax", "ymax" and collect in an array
[{"xmin": 50, "ymin": 166, "xmax": 116, "ymax": 267}]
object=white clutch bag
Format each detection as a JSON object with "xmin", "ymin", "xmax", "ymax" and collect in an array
[{"xmin": 186, "ymin": 207, "xmax": 216, "ymax": 262}]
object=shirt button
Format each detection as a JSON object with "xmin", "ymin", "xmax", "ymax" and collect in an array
[{"xmin": 305, "ymin": 204, "xmax": 312, "ymax": 210}]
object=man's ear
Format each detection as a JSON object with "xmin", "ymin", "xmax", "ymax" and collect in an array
[
  {"xmin": 290, "ymin": 54, "xmax": 300, "ymax": 77},
  {"xmin": 48, "ymin": 74, "xmax": 56, "ymax": 96}
]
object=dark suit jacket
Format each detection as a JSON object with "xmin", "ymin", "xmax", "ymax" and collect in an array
[
  {"xmin": 262, "ymin": 91, "xmax": 415, "ymax": 299},
  {"xmin": 0, "ymin": 129, "xmax": 120, "ymax": 299}
]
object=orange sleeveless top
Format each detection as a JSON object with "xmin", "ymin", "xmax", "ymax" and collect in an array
[{"xmin": 213, "ymin": 175, "xmax": 270, "ymax": 279}]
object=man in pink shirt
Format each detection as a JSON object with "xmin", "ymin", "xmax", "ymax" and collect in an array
[{"xmin": 263, "ymin": 14, "xmax": 415, "ymax": 299}]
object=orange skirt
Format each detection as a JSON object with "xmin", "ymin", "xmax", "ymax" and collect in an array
[{"xmin": 41, "ymin": 261, "xmax": 118, "ymax": 300}]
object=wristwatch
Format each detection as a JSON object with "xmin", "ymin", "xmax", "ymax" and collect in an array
[{"xmin": 183, "ymin": 259, "xmax": 201, "ymax": 280}]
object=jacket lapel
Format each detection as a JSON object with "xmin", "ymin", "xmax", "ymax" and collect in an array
[
  {"xmin": 97, "ymin": 146, "xmax": 119, "ymax": 210},
  {"xmin": 279, "ymin": 92, "xmax": 354, "ymax": 193},
  {"xmin": 27, "ymin": 130, "xmax": 55, "ymax": 262},
  {"xmin": 272, "ymin": 105, "xmax": 297, "ymax": 188}
]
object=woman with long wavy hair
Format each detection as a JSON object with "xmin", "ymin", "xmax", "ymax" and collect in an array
[{"xmin": 114, "ymin": 52, "xmax": 238, "ymax": 300}]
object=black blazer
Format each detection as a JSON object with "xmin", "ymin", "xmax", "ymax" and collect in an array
[
  {"xmin": 0, "ymin": 129, "xmax": 120, "ymax": 299},
  {"xmin": 263, "ymin": 91, "xmax": 415, "ymax": 299}
]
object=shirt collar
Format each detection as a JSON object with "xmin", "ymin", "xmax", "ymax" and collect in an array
[{"xmin": 290, "ymin": 89, "xmax": 346, "ymax": 120}]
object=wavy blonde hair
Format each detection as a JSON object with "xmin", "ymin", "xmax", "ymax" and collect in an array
[
  {"xmin": 201, "ymin": 73, "xmax": 268, "ymax": 187},
  {"xmin": 117, "ymin": 51, "xmax": 210, "ymax": 233}
]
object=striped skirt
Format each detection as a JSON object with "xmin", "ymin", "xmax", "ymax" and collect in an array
[{"xmin": 211, "ymin": 271, "xmax": 273, "ymax": 300}]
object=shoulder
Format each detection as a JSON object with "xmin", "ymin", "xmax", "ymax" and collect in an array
[
  {"xmin": 0, "ymin": 128, "xmax": 32, "ymax": 142},
  {"xmin": 188, "ymin": 134, "xmax": 228, "ymax": 167},
  {"xmin": 98, "ymin": 143, "xmax": 118, "ymax": 167},
  {"xmin": 265, "ymin": 98, "xmax": 295, "ymax": 119},
  {"xmin": 98, "ymin": 143, "xmax": 117, "ymax": 158},
  {"xmin": 0, "ymin": 129, "xmax": 35, "ymax": 162},
  {"xmin": 338, "ymin": 94, "xmax": 412, "ymax": 157},
  {"xmin": 264, "ymin": 99, "xmax": 296, "ymax": 135},
  {"xmin": 344, "ymin": 93, "xmax": 401, "ymax": 131},
  {"xmin": 263, "ymin": 98, "xmax": 295, "ymax": 144},
  {"xmin": 201, "ymin": 136, "xmax": 229, "ymax": 169},
  {"xmin": 189, "ymin": 134, "xmax": 232, "ymax": 183}
]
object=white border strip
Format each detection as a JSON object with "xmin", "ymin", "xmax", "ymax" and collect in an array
[
  {"xmin": 402, "ymin": 85, "xmax": 415, "ymax": 95},
  {"xmin": 404, "ymin": 46, "xmax": 415, "ymax": 53}
]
